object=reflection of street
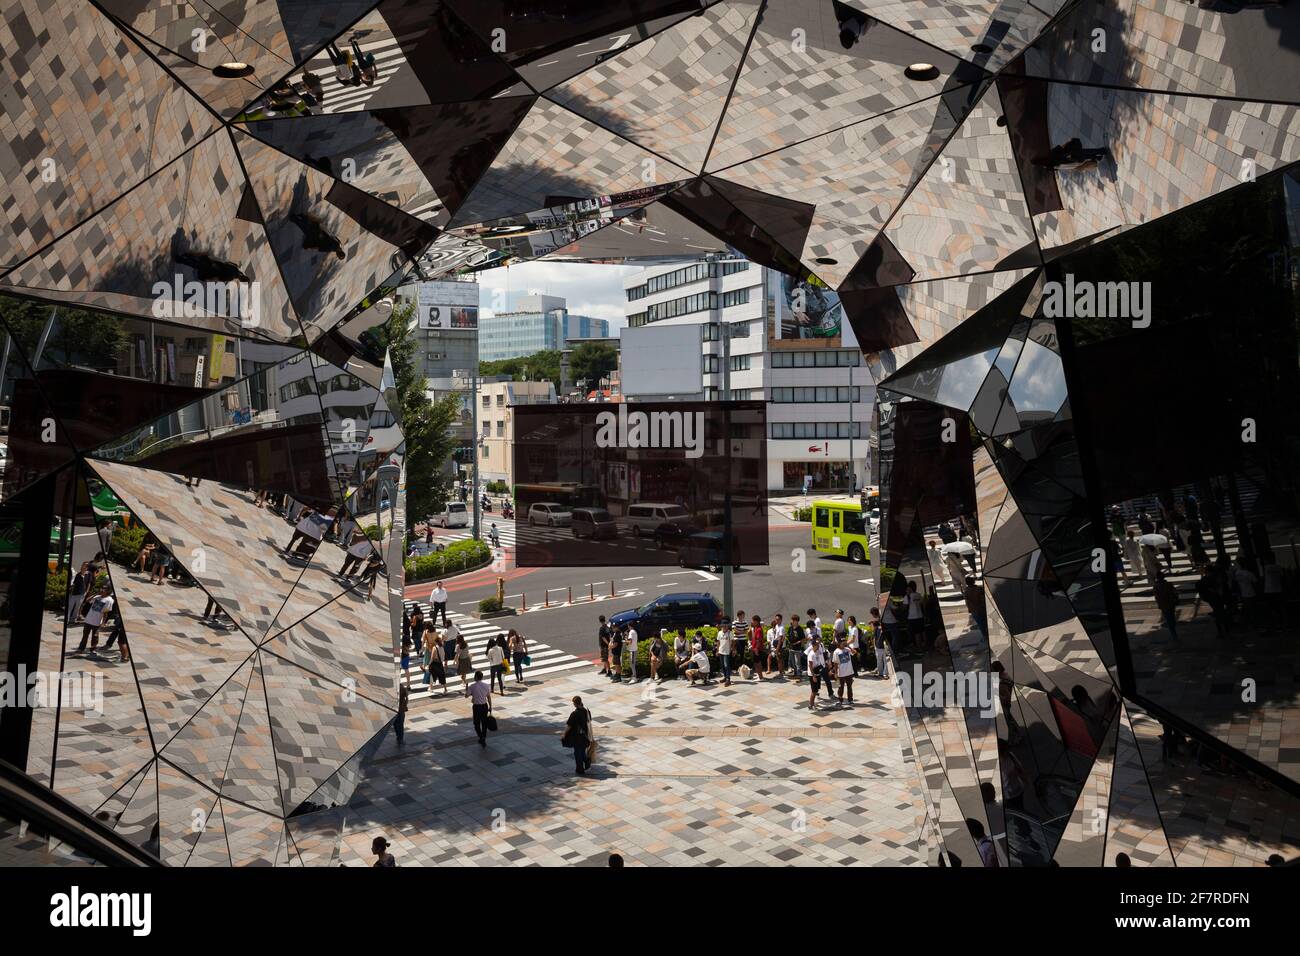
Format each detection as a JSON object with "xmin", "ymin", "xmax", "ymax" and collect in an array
[{"xmin": 409, "ymin": 525, "xmax": 878, "ymax": 661}]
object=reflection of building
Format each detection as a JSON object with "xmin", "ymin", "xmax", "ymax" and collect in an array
[
  {"xmin": 560, "ymin": 335, "xmax": 621, "ymax": 397},
  {"xmin": 623, "ymin": 263, "xmax": 871, "ymax": 492},
  {"xmin": 479, "ymin": 293, "xmax": 610, "ymax": 362},
  {"xmin": 875, "ymin": 170, "xmax": 1300, "ymax": 868},
  {"xmin": 478, "ymin": 379, "xmax": 555, "ymax": 486},
  {"xmin": 398, "ymin": 278, "xmax": 479, "ymax": 386}
]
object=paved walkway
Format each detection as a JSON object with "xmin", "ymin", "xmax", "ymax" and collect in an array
[{"xmin": 337, "ymin": 670, "xmax": 927, "ymax": 866}]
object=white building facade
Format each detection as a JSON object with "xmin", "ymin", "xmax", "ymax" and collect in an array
[{"xmin": 622, "ymin": 262, "xmax": 872, "ymax": 493}]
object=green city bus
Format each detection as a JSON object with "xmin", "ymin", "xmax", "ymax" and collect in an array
[{"xmin": 811, "ymin": 499, "xmax": 870, "ymax": 564}]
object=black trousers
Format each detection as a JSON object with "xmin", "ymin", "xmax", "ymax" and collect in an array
[
  {"xmin": 472, "ymin": 703, "xmax": 490, "ymax": 742},
  {"xmin": 432, "ymin": 601, "xmax": 448, "ymax": 626},
  {"xmin": 572, "ymin": 736, "xmax": 590, "ymax": 772}
]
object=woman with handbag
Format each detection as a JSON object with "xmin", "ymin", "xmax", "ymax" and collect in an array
[
  {"xmin": 509, "ymin": 630, "xmax": 529, "ymax": 685},
  {"xmin": 427, "ymin": 628, "xmax": 447, "ymax": 694},
  {"xmin": 563, "ymin": 696, "xmax": 594, "ymax": 774}
]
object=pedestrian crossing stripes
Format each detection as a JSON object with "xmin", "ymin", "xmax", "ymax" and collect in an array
[{"xmin": 397, "ymin": 603, "xmax": 591, "ymax": 701}]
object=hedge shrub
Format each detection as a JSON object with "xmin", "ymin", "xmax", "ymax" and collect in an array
[
  {"xmin": 45, "ymin": 569, "xmax": 68, "ymax": 612},
  {"xmin": 478, "ymin": 596, "xmax": 504, "ymax": 614},
  {"xmin": 794, "ymin": 506, "xmax": 812, "ymax": 522},
  {"xmin": 404, "ymin": 538, "xmax": 491, "ymax": 582},
  {"xmin": 108, "ymin": 525, "xmax": 149, "ymax": 566}
]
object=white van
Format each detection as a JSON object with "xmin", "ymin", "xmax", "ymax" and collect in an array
[
  {"xmin": 435, "ymin": 502, "xmax": 469, "ymax": 528},
  {"xmin": 624, "ymin": 502, "xmax": 691, "ymax": 537}
]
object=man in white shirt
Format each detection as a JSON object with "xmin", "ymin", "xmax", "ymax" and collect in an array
[
  {"xmin": 625, "ymin": 624, "xmax": 639, "ymax": 682},
  {"xmin": 804, "ymin": 637, "xmax": 827, "ymax": 710},
  {"xmin": 832, "ymin": 637, "xmax": 855, "ymax": 704},
  {"xmin": 486, "ymin": 640, "xmax": 507, "ymax": 696},
  {"xmin": 430, "ymin": 581, "xmax": 449, "ymax": 626},
  {"xmin": 468, "ymin": 672, "xmax": 492, "ymax": 746},
  {"xmin": 339, "ymin": 530, "xmax": 372, "ymax": 577},
  {"xmin": 685, "ymin": 648, "xmax": 712, "ymax": 685}
]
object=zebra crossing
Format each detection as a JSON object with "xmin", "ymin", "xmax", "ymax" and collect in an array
[
  {"xmin": 397, "ymin": 603, "xmax": 591, "ymax": 702},
  {"xmin": 304, "ymin": 32, "xmax": 411, "ymax": 115},
  {"xmin": 920, "ymin": 528, "xmax": 982, "ymax": 607},
  {"xmin": 1114, "ymin": 526, "xmax": 1244, "ymax": 605}
]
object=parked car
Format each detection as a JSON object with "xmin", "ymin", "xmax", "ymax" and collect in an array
[
  {"xmin": 608, "ymin": 592, "xmax": 724, "ymax": 633},
  {"xmin": 571, "ymin": 507, "xmax": 618, "ymax": 540},
  {"xmin": 435, "ymin": 502, "xmax": 469, "ymax": 528},
  {"xmin": 678, "ymin": 531, "xmax": 741, "ymax": 571},
  {"xmin": 653, "ymin": 519, "xmax": 701, "ymax": 551},
  {"xmin": 527, "ymin": 502, "xmax": 572, "ymax": 527},
  {"xmin": 624, "ymin": 502, "xmax": 690, "ymax": 537}
]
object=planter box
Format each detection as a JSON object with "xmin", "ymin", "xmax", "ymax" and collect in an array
[{"xmin": 480, "ymin": 606, "xmax": 516, "ymax": 619}]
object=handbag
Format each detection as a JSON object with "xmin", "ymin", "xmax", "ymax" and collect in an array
[
  {"xmin": 560, "ymin": 729, "xmax": 574, "ymax": 748},
  {"xmin": 485, "ymin": 714, "xmax": 499, "ymax": 732},
  {"xmin": 522, "ymin": 654, "xmax": 531, "ymax": 666}
]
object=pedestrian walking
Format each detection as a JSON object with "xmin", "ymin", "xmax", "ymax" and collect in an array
[
  {"xmin": 906, "ymin": 581, "xmax": 926, "ymax": 652},
  {"xmin": 469, "ymin": 671, "xmax": 492, "ymax": 747},
  {"xmin": 509, "ymin": 630, "xmax": 528, "ymax": 684},
  {"xmin": 564, "ymin": 695, "xmax": 594, "ymax": 774},
  {"xmin": 399, "ymin": 632, "xmax": 412, "ymax": 689},
  {"xmin": 426, "ymin": 629, "xmax": 447, "ymax": 693},
  {"xmin": 598, "ymin": 615, "xmax": 611, "ymax": 675},
  {"xmin": 430, "ymin": 581, "xmax": 449, "ymax": 626},
  {"xmin": 1153, "ymin": 572, "xmax": 1180, "ymax": 643},
  {"xmin": 409, "ymin": 605, "xmax": 424, "ymax": 654},
  {"xmin": 927, "ymin": 540, "xmax": 948, "ymax": 585},
  {"xmin": 487, "ymin": 635, "xmax": 507, "ymax": 695},
  {"xmin": 454, "ymin": 636, "xmax": 473, "ymax": 695},
  {"xmin": 371, "ymin": 836, "xmax": 396, "ymax": 867},
  {"xmin": 394, "ymin": 684, "xmax": 408, "ymax": 745}
]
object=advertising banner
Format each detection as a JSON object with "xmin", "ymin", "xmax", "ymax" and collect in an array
[
  {"xmin": 417, "ymin": 280, "xmax": 479, "ymax": 330},
  {"xmin": 767, "ymin": 270, "xmax": 846, "ymax": 348},
  {"xmin": 512, "ymin": 401, "xmax": 768, "ymax": 567}
]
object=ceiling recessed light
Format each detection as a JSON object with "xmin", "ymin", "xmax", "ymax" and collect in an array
[
  {"xmin": 971, "ymin": 43, "xmax": 994, "ymax": 55},
  {"xmin": 904, "ymin": 62, "xmax": 940, "ymax": 81},
  {"xmin": 814, "ymin": 257, "xmax": 838, "ymax": 266},
  {"xmin": 213, "ymin": 61, "xmax": 255, "ymax": 78}
]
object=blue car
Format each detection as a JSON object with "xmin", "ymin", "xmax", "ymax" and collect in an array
[{"xmin": 608, "ymin": 592, "xmax": 724, "ymax": 633}]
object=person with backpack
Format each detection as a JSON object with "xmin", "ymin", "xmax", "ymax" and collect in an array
[{"xmin": 564, "ymin": 696, "xmax": 594, "ymax": 774}]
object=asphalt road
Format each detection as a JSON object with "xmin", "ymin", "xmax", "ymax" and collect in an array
[{"xmin": 404, "ymin": 522, "xmax": 878, "ymax": 661}]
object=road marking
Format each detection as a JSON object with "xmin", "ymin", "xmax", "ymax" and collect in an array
[
  {"xmin": 693, "ymin": 569, "xmax": 719, "ymax": 582},
  {"xmin": 623, "ymin": 576, "xmax": 644, "ymax": 581}
]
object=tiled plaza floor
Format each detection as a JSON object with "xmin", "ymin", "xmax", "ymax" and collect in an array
[{"xmin": 337, "ymin": 669, "xmax": 928, "ymax": 866}]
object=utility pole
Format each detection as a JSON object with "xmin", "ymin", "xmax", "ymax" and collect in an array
[
  {"xmin": 719, "ymin": 310, "xmax": 734, "ymax": 621},
  {"xmin": 472, "ymin": 362, "xmax": 481, "ymax": 541}
]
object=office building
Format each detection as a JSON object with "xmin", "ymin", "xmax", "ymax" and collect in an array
[
  {"xmin": 479, "ymin": 293, "xmax": 610, "ymax": 362},
  {"xmin": 623, "ymin": 262, "xmax": 871, "ymax": 493}
]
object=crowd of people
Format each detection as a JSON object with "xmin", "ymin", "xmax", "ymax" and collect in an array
[
  {"xmin": 1109, "ymin": 494, "xmax": 1289, "ymax": 641},
  {"xmin": 593, "ymin": 607, "xmax": 891, "ymax": 710},
  {"xmin": 398, "ymin": 595, "xmax": 533, "ymax": 699}
]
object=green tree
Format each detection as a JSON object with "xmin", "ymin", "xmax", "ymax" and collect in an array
[
  {"xmin": 567, "ymin": 341, "xmax": 617, "ymax": 390},
  {"xmin": 371, "ymin": 300, "xmax": 459, "ymax": 522},
  {"xmin": 479, "ymin": 349, "xmax": 561, "ymax": 389},
  {"xmin": 0, "ymin": 295, "xmax": 127, "ymax": 369}
]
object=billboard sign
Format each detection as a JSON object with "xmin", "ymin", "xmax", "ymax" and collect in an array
[
  {"xmin": 620, "ymin": 324, "xmax": 705, "ymax": 397},
  {"xmin": 767, "ymin": 270, "xmax": 848, "ymax": 348},
  {"xmin": 417, "ymin": 280, "xmax": 479, "ymax": 330}
]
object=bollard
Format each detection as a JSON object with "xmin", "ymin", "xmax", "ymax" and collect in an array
[
  {"xmin": 567, "ymin": 586, "xmax": 572, "ymax": 605},
  {"xmin": 610, "ymin": 579, "xmax": 616, "ymax": 597},
  {"xmin": 497, "ymin": 576, "xmax": 505, "ymax": 604},
  {"xmin": 589, "ymin": 582, "xmax": 594, "ymax": 602},
  {"xmin": 544, "ymin": 588, "xmax": 550, "ymax": 608},
  {"xmin": 520, "ymin": 592, "xmax": 526, "ymax": 612}
]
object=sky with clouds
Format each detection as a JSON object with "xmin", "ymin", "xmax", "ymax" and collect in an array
[{"xmin": 476, "ymin": 262, "xmax": 641, "ymax": 329}]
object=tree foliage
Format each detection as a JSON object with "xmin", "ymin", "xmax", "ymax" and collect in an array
[
  {"xmin": 479, "ymin": 349, "xmax": 561, "ymax": 389},
  {"xmin": 567, "ymin": 341, "xmax": 618, "ymax": 390},
  {"xmin": 372, "ymin": 300, "xmax": 460, "ymax": 523},
  {"xmin": 0, "ymin": 295, "xmax": 128, "ymax": 370}
]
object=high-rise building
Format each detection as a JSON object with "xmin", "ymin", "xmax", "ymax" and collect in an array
[
  {"xmin": 622, "ymin": 262, "xmax": 871, "ymax": 493},
  {"xmin": 479, "ymin": 293, "xmax": 609, "ymax": 362}
]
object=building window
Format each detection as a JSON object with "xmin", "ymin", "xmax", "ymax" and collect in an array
[
  {"xmin": 703, "ymin": 355, "xmax": 719, "ymax": 374},
  {"xmin": 496, "ymin": 420, "xmax": 505, "ymax": 436},
  {"xmin": 720, "ymin": 288, "xmax": 749, "ymax": 308},
  {"xmin": 772, "ymin": 350, "xmax": 861, "ymax": 368},
  {"xmin": 771, "ymin": 422, "xmax": 862, "ymax": 439},
  {"xmin": 729, "ymin": 355, "xmax": 750, "ymax": 372},
  {"xmin": 771, "ymin": 386, "xmax": 861, "ymax": 403}
]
